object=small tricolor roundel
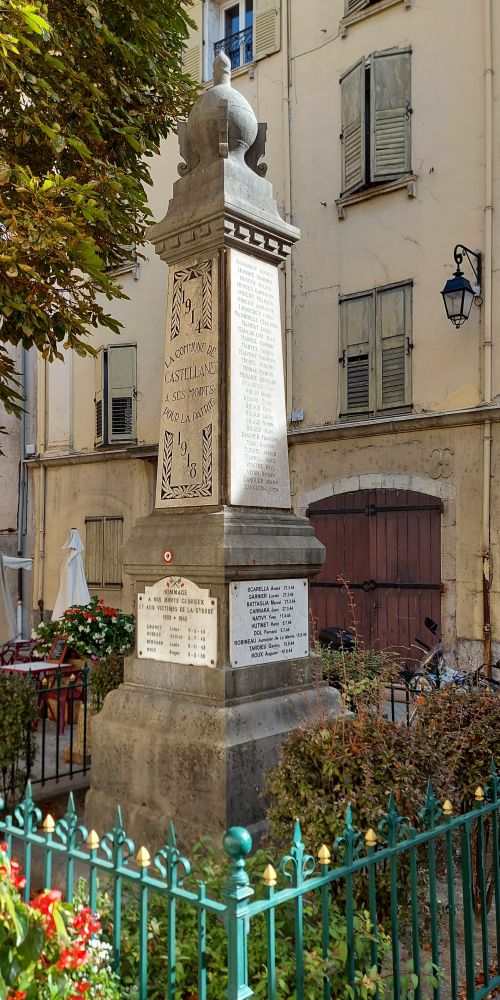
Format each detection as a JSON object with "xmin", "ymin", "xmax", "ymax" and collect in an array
[{"xmin": 163, "ymin": 549, "xmax": 173, "ymax": 565}]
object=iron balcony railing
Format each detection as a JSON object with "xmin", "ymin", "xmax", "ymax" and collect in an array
[
  {"xmin": 2, "ymin": 765, "xmax": 500, "ymax": 999},
  {"xmin": 214, "ymin": 25, "xmax": 253, "ymax": 70}
]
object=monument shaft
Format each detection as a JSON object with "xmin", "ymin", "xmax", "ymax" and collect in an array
[{"xmin": 86, "ymin": 55, "xmax": 340, "ymax": 847}]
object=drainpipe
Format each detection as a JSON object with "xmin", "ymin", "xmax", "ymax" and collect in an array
[
  {"xmin": 16, "ymin": 346, "xmax": 27, "ymax": 636},
  {"xmin": 37, "ymin": 356, "xmax": 47, "ymax": 623},
  {"xmin": 282, "ymin": 0, "xmax": 293, "ymax": 419},
  {"xmin": 482, "ymin": 0, "xmax": 493, "ymax": 672}
]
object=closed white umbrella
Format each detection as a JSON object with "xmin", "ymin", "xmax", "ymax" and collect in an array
[
  {"xmin": 52, "ymin": 528, "xmax": 90, "ymax": 621},
  {"xmin": 0, "ymin": 554, "xmax": 16, "ymax": 645}
]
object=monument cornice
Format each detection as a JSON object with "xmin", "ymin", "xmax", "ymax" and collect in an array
[{"xmin": 149, "ymin": 204, "xmax": 298, "ymax": 267}]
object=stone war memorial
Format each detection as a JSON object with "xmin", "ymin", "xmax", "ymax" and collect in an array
[{"xmin": 86, "ymin": 53, "xmax": 340, "ymax": 847}]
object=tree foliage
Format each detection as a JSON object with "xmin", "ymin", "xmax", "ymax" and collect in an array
[{"xmin": 0, "ymin": 0, "xmax": 197, "ymax": 414}]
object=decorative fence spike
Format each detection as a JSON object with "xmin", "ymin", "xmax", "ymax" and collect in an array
[
  {"xmin": 475, "ymin": 786, "xmax": 485, "ymax": 802},
  {"xmin": 365, "ymin": 828, "xmax": 377, "ymax": 848},
  {"xmin": 263, "ymin": 864, "xmax": 277, "ymax": 887},
  {"xmin": 317, "ymin": 844, "xmax": 331, "ymax": 865},
  {"xmin": 443, "ymin": 799, "xmax": 453, "ymax": 816},
  {"xmin": 87, "ymin": 829, "xmax": 100, "ymax": 851},
  {"xmin": 43, "ymin": 813, "xmax": 55, "ymax": 833},
  {"xmin": 137, "ymin": 846, "xmax": 151, "ymax": 868}
]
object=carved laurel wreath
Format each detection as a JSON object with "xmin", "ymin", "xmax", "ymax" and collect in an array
[
  {"xmin": 160, "ymin": 424, "xmax": 213, "ymax": 501},
  {"xmin": 171, "ymin": 261, "xmax": 213, "ymax": 341}
]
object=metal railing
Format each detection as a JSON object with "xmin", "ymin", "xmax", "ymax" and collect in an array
[
  {"xmin": 28, "ymin": 665, "xmax": 90, "ymax": 787},
  {"xmin": 214, "ymin": 25, "xmax": 253, "ymax": 69},
  {"xmin": 2, "ymin": 765, "xmax": 500, "ymax": 999}
]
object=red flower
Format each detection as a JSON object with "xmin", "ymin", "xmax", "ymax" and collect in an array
[
  {"xmin": 7, "ymin": 992, "xmax": 27, "ymax": 999},
  {"xmin": 74, "ymin": 985, "xmax": 90, "ymax": 995},
  {"xmin": 56, "ymin": 943, "xmax": 88, "ymax": 970},
  {"xmin": 30, "ymin": 889, "xmax": 62, "ymax": 936}
]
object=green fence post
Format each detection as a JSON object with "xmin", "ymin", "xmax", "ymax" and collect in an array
[{"xmin": 223, "ymin": 826, "xmax": 254, "ymax": 1000}]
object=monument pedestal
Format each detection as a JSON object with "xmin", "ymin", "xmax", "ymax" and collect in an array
[
  {"xmin": 86, "ymin": 505, "xmax": 341, "ymax": 847},
  {"xmin": 86, "ymin": 54, "xmax": 341, "ymax": 848}
]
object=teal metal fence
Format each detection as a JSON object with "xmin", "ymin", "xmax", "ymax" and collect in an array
[{"xmin": 1, "ymin": 767, "xmax": 500, "ymax": 999}]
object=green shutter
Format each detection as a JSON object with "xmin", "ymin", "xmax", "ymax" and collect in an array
[
  {"xmin": 370, "ymin": 48, "xmax": 411, "ymax": 182},
  {"xmin": 182, "ymin": 0, "xmax": 202, "ymax": 82},
  {"xmin": 103, "ymin": 517, "xmax": 123, "ymax": 587},
  {"xmin": 339, "ymin": 292, "xmax": 374, "ymax": 414},
  {"xmin": 345, "ymin": 0, "xmax": 370, "ymax": 15},
  {"xmin": 85, "ymin": 518, "xmax": 104, "ymax": 587},
  {"xmin": 107, "ymin": 345, "xmax": 137, "ymax": 444},
  {"xmin": 376, "ymin": 283, "xmax": 412, "ymax": 410},
  {"xmin": 340, "ymin": 58, "xmax": 366, "ymax": 195},
  {"xmin": 254, "ymin": 0, "xmax": 281, "ymax": 60},
  {"xmin": 94, "ymin": 348, "xmax": 104, "ymax": 446}
]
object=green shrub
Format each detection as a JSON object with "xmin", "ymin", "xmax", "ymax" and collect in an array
[
  {"xmin": 319, "ymin": 643, "xmax": 401, "ymax": 712},
  {"xmin": 90, "ymin": 654, "xmax": 124, "ymax": 713},
  {"xmin": 0, "ymin": 672, "xmax": 37, "ymax": 808},
  {"xmin": 266, "ymin": 712, "xmax": 433, "ymax": 851}
]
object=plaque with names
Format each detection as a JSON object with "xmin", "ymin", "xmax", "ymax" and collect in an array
[
  {"xmin": 229, "ymin": 249, "xmax": 291, "ymax": 509},
  {"xmin": 156, "ymin": 254, "xmax": 219, "ymax": 509},
  {"xmin": 229, "ymin": 578, "xmax": 309, "ymax": 668},
  {"xmin": 137, "ymin": 577, "xmax": 217, "ymax": 667}
]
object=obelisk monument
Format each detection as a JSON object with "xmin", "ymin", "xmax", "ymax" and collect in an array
[{"xmin": 86, "ymin": 54, "xmax": 340, "ymax": 847}]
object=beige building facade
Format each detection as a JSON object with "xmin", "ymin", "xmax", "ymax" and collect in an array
[{"xmin": 27, "ymin": 0, "xmax": 500, "ymax": 669}]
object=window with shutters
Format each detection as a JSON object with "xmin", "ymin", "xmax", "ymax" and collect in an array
[
  {"xmin": 85, "ymin": 517, "xmax": 123, "ymax": 589},
  {"xmin": 94, "ymin": 344, "xmax": 137, "ymax": 447},
  {"xmin": 339, "ymin": 281, "xmax": 412, "ymax": 418},
  {"xmin": 340, "ymin": 48, "xmax": 412, "ymax": 198},
  {"xmin": 207, "ymin": 0, "xmax": 280, "ymax": 78}
]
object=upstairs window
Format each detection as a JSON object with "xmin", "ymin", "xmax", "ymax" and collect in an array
[
  {"xmin": 215, "ymin": 1, "xmax": 253, "ymax": 69},
  {"xmin": 339, "ymin": 282, "xmax": 412, "ymax": 418},
  {"xmin": 345, "ymin": 0, "xmax": 386, "ymax": 13},
  {"xmin": 95, "ymin": 344, "xmax": 137, "ymax": 447},
  {"xmin": 182, "ymin": 0, "xmax": 280, "ymax": 82},
  {"xmin": 340, "ymin": 48, "xmax": 412, "ymax": 197}
]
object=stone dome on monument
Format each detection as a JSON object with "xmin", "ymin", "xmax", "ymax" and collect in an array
[{"xmin": 185, "ymin": 52, "xmax": 258, "ymax": 166}]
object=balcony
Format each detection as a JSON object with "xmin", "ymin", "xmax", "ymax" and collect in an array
[{"xmin": 214, "ymin": 25, "xmax": 253, "ymax": 70}]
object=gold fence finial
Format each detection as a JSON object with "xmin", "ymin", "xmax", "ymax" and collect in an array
[
  {"xmin": 87, "ymin": 829, "xmax": 100, "ymax": 851},
  {"xmin": 137, "ymin": 846, "xmax": 151, "ymax": 868},
  {"xmin": 365, "ymin": 828, "xmax": 377, "ymax": 848},
  {"xmin": 443, "ymin": 799, "xmax": 453, "ymax": 816},
  {"xmin": 43, "ymin": 813, "xmax": 55, "ymax": 834},
  {"xmin": 262, "ymin": 864, "xmax": 277, "ymax": 887},
  {"xmin": 318, "ymin": 844, "xmax": 331, "ymax": 865},
  {"xmin": 475, "ymin": 786, "xmax": 485, "ymax": 802}
]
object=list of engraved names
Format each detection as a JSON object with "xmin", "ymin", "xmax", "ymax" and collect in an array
[
  {"xmin": 229, "ymin": 579, "xmax": 309, "ymax": 667},
  {"xmin": 137, "ymin": 577, "xmax": 217, "ymax": 667},
  {"xmin": 229, "ymin": 249, "xmax": 290, "ymax": 508}
]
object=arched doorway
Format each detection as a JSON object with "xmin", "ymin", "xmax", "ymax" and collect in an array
[{"xmin": 308, "ymin": 488, "xmax": 443, "ymax": 666}]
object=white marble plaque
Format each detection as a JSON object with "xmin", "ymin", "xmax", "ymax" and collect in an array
[
  {"xmin": 137, "ymin": 576, "xmax": 217, "ymax": 666},
  {"xmin": 156, "ymin": 255, "xmax": 219, "ymax": 508},
  {"xmin": 229, "ymin": 578, "xmax": 309, "ymax": 667},
  {"xmin": 229, "ymin": 249, "xmax": 291, "ymax": 508}
]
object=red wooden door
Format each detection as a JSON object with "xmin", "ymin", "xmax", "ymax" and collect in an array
[{"xmin": 308, "ymin": 489, "xmax": 442, "ymax": 667}]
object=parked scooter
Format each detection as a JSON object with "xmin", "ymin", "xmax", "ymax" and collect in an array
[{"xmin": 407, "ymin": 617, "xmax": 498, "ymax": 693}]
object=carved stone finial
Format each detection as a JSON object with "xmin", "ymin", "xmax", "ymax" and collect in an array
[{"xmin": 214, "ymin": 51, "xmax": 231, "ymax": 86}]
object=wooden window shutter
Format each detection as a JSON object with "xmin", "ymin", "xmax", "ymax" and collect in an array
[
  {"xmin": 376, "ymin": 283, "xmax": 412, "ymax": 410},
  {"xmin": 85, "ymin": 518, "xmax": 104, "ymax": 587},
  {"xmin": 345, "ymin": 0, "xmax": 369, "ymax": 15},
  {"xmin": 107, "ymin": 345, "xmax": 137, "ymax": 444},
  {"xmin": 94, "ymin": 348, "xmax": 104, "ymax": 446},
  {"xmin": 103, "ymin": 517, "xmax": 123, "ymax": 587},
  {"xmin": 254, "ymin": 0, "xmax": 281, "ymax": 61},
  {"xmin": 182, "ymin": 0, "xmax": 203, "ymax": 82},
  {"xmin": 340, "ymin": 58, "xmax": 366, "ymax": 195},
  {"xmin": 370, "ymin": 48, "xmax": 411, "ymax": 182},
  {"xmin": 339, "ymin": 292, "xmax": 374, "ymax": 414}
]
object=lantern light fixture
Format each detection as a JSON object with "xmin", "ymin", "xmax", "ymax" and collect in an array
[{"xmin": 441, "ymin": 244, "xmax": 482, "ymax": 328}]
